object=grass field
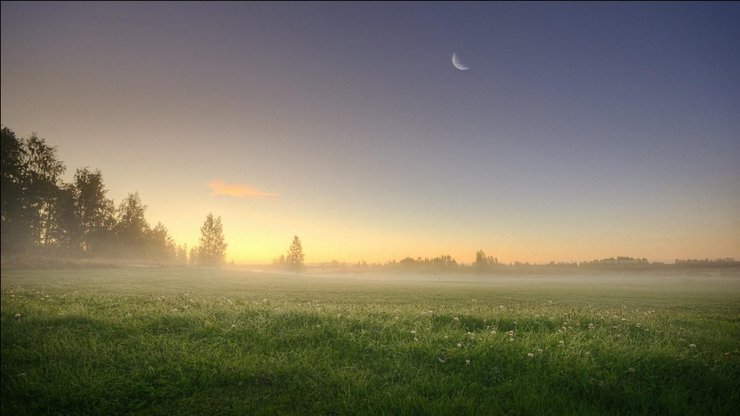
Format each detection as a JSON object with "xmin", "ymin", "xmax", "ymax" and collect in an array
[{"xmin": 2, "ymin": 267, "xmax": 739, "ymax": 415}]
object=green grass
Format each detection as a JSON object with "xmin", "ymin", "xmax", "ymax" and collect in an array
[{"xmin": 2, "ymin": 268, "xmax": 739, "ymax": 415}]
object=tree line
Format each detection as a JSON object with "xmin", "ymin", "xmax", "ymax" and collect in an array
[{"xmin": 1, "ymin": 127, "xmax": 227, "ymax": 266}]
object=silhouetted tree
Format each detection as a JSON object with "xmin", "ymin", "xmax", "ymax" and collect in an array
[
  {"xmin": 23, "ymin": 134, "xmax": 67, "ymax": 247},
  {"xmin": 197, "ymin": 213, "xmax": 227, "ymax": 266},
  {"xmin": 273, "ymin": 254, "xmax": 286, "ymax": 266},
  {"xmin": 432, "ymin": 254, "xmax": 457, "ymax": 270},
  {"xmin": 475, "ymin": 249, "xmax": 498, "ymax": 272},
  {"xmin": 286, "ymin": 235, "xmax": 304, "ymax": 272},
  {"xmin": 0, "ymin": 130, "xmax": 67, "ymax": 251},
  {"xmin": 114, "ymin": 193, "xmax": 150, "ymax": 257},
  {"xmin": 48, "ymin": 184, "xmax": 77, "ymax": 249},
  {"xmin": 71, "ymin": 168, "xmax": 115, "ymax": 253},
  {"xmin": 148, "ymin": 222, "xmax": 176, "ymax": 260},
  {"xmin": 175, "ymin": 243, "xmax": 188, "ymax": 265},
  {"xmin": 189, "ymin": 245, "xmax": 199, "ymax": 266},
  {"xmin": 1, "ymin": 127, "xmax": 27, "ymax": 253}
]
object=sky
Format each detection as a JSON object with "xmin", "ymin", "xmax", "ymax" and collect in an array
[{"xmin": 2, "ymin": 2, "xmax": 739, "ymax": 264}]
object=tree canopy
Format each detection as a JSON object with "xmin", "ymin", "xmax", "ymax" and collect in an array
[{"xmin": 196, "ymin": 213, "xmax": 227, "ymax": 267}]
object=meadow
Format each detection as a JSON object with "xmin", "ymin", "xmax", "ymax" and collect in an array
[{"xmin": 2, "ymin": 267, "xmax": 739, "ymax": 415}]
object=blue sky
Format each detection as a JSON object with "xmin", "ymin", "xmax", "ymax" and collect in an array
[{"xmin": 2, "ymin": 2, "xmax": 739, "ymax": 263}]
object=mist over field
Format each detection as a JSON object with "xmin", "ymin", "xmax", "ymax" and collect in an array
[
  {"xmin": 3, "ymin": 2, "xmax": 740, "ymax": 414},
  {"xmin": 3, "ymin": 267, "xmax": 740, "ymax": 414}
]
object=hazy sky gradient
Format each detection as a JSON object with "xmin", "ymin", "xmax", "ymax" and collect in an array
[{"xmin": 2, "ymin": 2, "xmax": 739, "ymax": 263}]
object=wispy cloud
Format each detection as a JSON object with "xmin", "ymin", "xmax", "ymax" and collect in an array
[{"xmin": 208, "ymin": 179, "xmax": 278, "ymax": 199}]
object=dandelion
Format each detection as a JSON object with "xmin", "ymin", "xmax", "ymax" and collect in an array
[
  {"xmin": 527, "ymin": 353, "xmax": 534, "ymax": 357},
  {"xmin": 491, "ymin": 329, "xmax": 497, "ymax": 334},
  {"xmin": 509, "ymin": 338, "xmax": 515, "ymax": 342},
  {"xmin": 689, "ymin": 344, "xmax": 697, "ymax": 349},
  {"xmin": 588, "ymin": 323, "xmax": 595, "ymax": 330},
  {"xmin": 465, "ymin": 359, "xmax": 471, "ymax": 365},
  {"xmin": 558, "ymin": 340, "xmax": 565, "ymax": 347},
  {"xmin": 14, "ymin": 313, "xmax": 21, "ymax": 318},
  {"xmin": 410, "ymin": 330, "xmax": 417, "ymax": 335},
  {"xmin": 437, "ymin": 357, "xmax": 446, "ymax": 363},
  {"xmin": 507, "ymin": 330, "xmax": 514, "ymax": 337},
  {"xmin": 453, "ymin": 317, "xmax": 460, "ymax": 321},
  {"xmin": 627, "ymin": 367, "xmax": 636, "ymax": 373},
  {"xmin": 457, "ymin": 343, "xmax": 463, "ymax": 348}
]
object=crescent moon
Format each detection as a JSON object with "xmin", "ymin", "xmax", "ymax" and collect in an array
[{"xmin": 452, "ymin": 52, "xmax": 469, "ymax": 71}]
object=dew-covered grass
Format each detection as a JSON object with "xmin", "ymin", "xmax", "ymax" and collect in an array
[{"xmin": 2, "ymin": 268, "xmax": 739, "ymax": 415}]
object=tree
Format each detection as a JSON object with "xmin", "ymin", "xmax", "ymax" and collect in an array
[
  {"xmin": 148, "ymin": 222, "xmax": 175, "ymax": 261},
  {"xmin": 23, "ymin": 133, "xmax": 67, "ymax": 247},
  {"xmin": 197, "ymin": 213, "xmax": 226, "ymax": 266},
  {"xmin": 1, "ymin": 127, "xmax": 26, "ymax": 252},
  {"xmin": 286, "ymin": 235, "xmax": 304, "ymax": 271},
  {"xmin": 0, "ymin": 130, "xmax": 67, "ymax": 251},
  {"xmin": 189, "ymin": 245, "xmax": 199, "ymax": 266},
  {"xmin": 114, "ymin": 192, "xmax": 150, "ymax": 257},
  {"xmin": 71, "ymin": 168, "xmax": 115, "ymax": 252},
  {"xmin": 175, "ymin": 243, "xmax": 188, "ymax": 265},
  {"xmin": 475, "ymin": 250, "xmax": 498, "ymax": 272}
]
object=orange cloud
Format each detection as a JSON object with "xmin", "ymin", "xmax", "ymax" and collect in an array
[{"xmin": 208, "ymin": 179, "xmax": 278, "ymax": 199}]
